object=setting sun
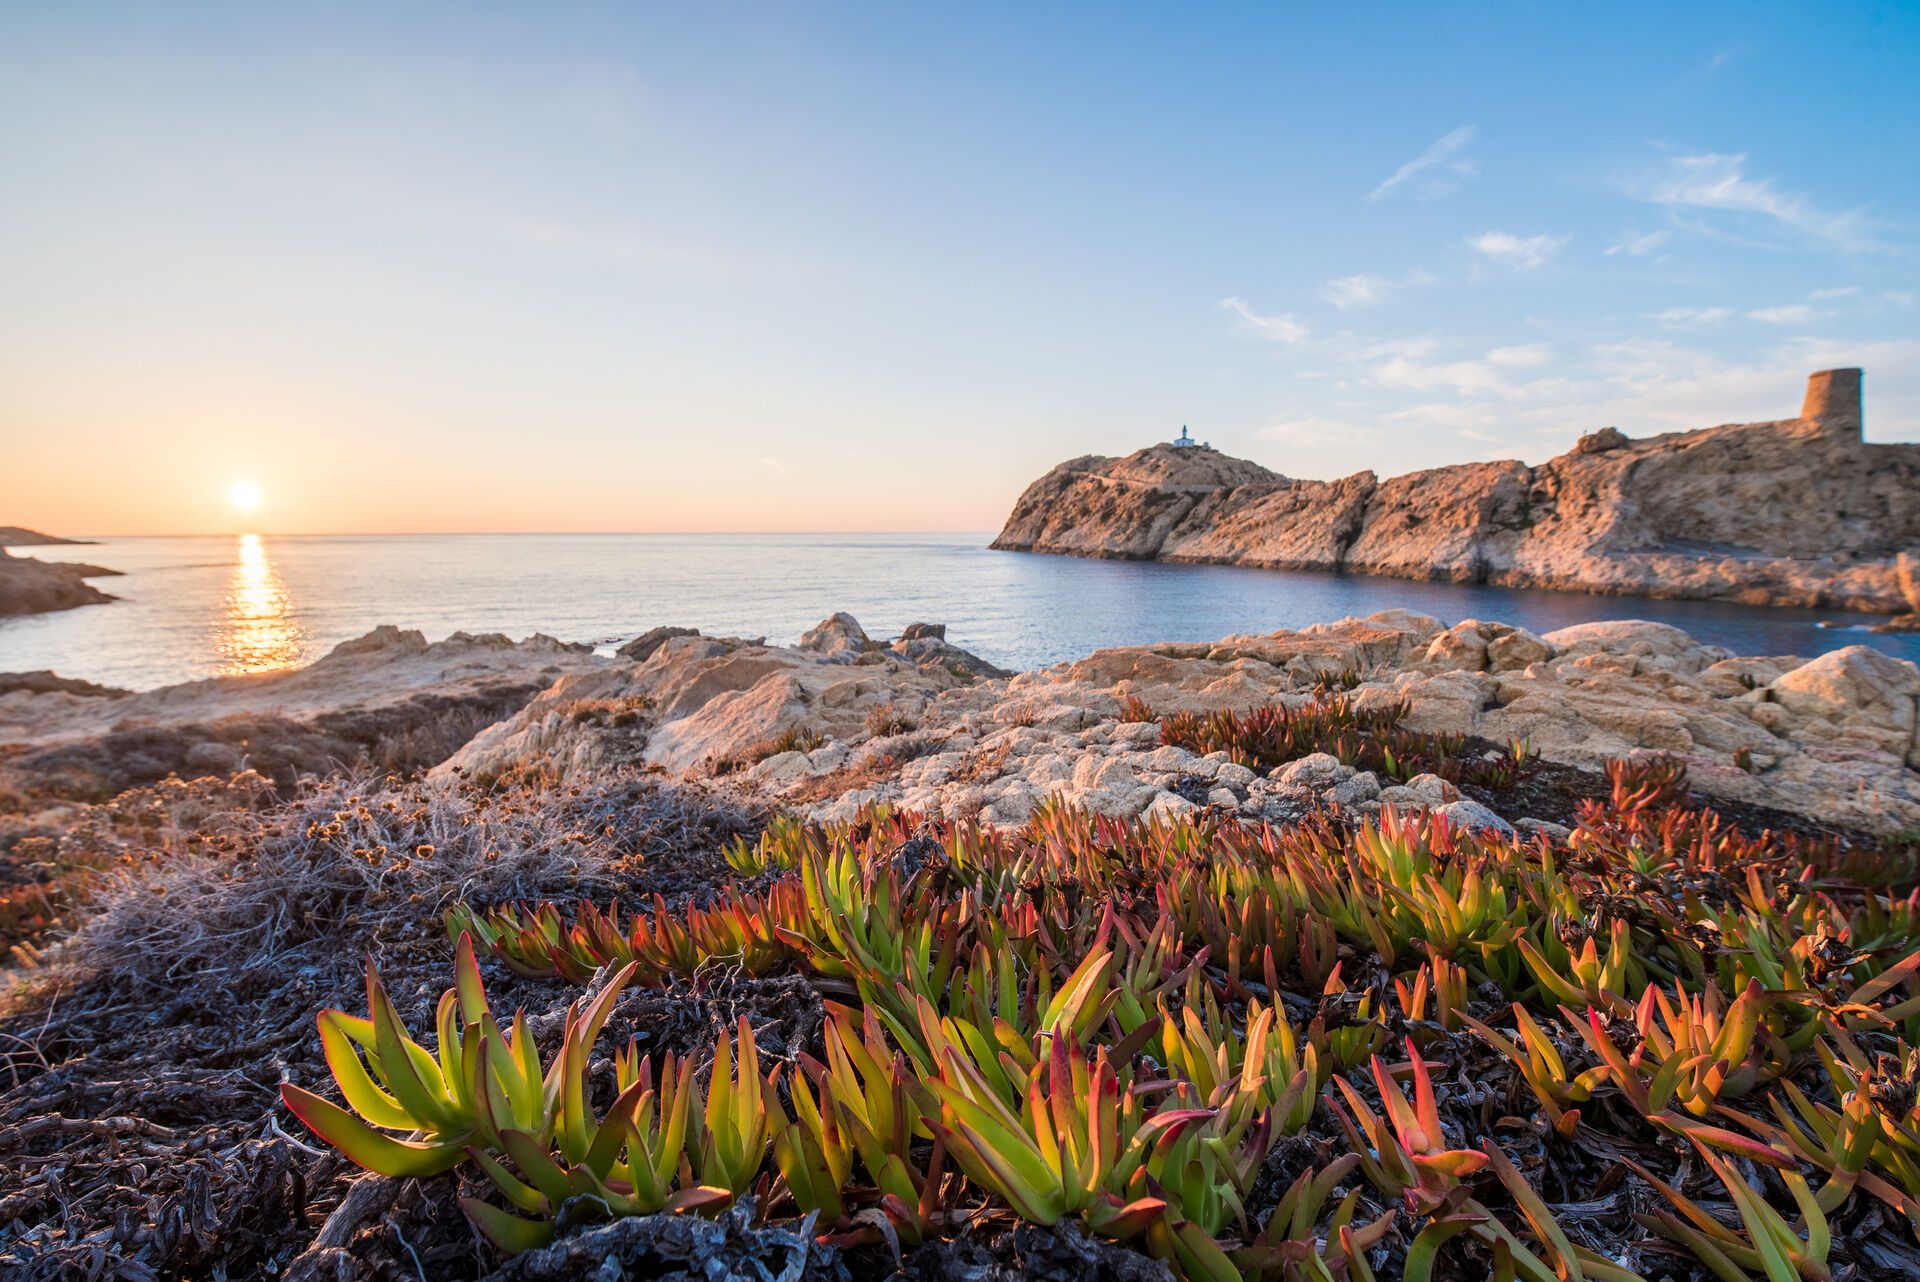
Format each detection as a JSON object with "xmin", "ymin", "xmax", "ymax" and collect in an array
[{"xmin": 228, "ymin": 481, "xmax": 262, "ymax": 511}]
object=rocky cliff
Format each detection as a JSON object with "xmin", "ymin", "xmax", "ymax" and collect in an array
[{"xmin": 993, "ymin": 369, "xmax": 1920, "ymax": 616}]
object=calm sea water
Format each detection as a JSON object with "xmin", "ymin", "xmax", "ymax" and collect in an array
[{"xmin": 3, "ymin": 533, "xmax": 1915, "ymax": 691}]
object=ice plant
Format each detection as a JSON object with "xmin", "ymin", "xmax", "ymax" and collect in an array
[
  {"xmin": 1631, "ymin": 1143, "xmax": 1831, "ymax": 1282},
  {"xmin": 917, "ymin": 1028, "xmax": 1178, "ymax": 1238},
  {"xmin": 1232, "ymin": 1155, "xmax": 1395, "ymax": 1282},
  {"xmin": 1572, "ymin": 980, "xmax": 1777, "ymax": 1119},
  {"xmin": 1460, "ymin": 1003, "xmax": 1607, "ymax": 1137},
  {"xmin": 461, "ymin": 1043, "xmax": 729, "ymax": 1253},
  {"xmin": 696, "ymin": 1016, "xmax": 778, "ymax": 1196},
  {"xmin": 280, "ymin": 934, "xmax": 547, "ymax": 1177},
  {"xmin": 1329, "ymin": 1040, "xmax": 1487, "ymax": 1218}
]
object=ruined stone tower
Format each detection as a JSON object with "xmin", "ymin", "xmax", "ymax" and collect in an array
[{"xmin": 1796, "ymin": 367, "xmax": 1863, "ymax": 442}]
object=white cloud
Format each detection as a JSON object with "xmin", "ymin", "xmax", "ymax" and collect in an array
[
  {"xmin": 1809, "ymin": 286, "xmax": 1860, "ymax": 300},
  {"xmin": 1319, "ymin": 268, "xmax": 1434, "ymax": 310},
  {"xmin": 1636, "ymin": 152, "xmax": 1871, "ymax": 249},
  {"xmin": 1220, "ymin": 296, "xmax": 1308, "ymax": 344},
  {"xmin": 1321, "ymin": 274, "xmax": 1389, "ymax": 309},
  {"xmin": 1258, "ymin": 416, "xmax": 1375, "ymax": 448},
  {"xmin": 1650, "ymin": 306, "xmax": 1732, "ymax": 327},
  {"xmin": 1469, "ymin": 231, "xmax": 1570, "ymax": 271},
  {"xmin": 1747, "ymin": 304, "xmax": 1812, "ymax": 324},
  {"xmin": 1368, "ymin": 125, "xmax": 1478, "ymax": 201},
  {"xmin": 1886, "ymin": 290, "xmax": 1917, "ymax": 309},
  {"xmin": 1374, "ymin": 352, "xmax": 1525, "ymax": 398},
  {"xmin": 1606, "ymin": 230, "xmax": 1671, "ymax": 257},
  {"xmin": 1487, "ymin": 343, "xmax": 1554, "ymax": 368},
  {"xmin": 759, "ymin": 456, "xmax": 787, "ymax": 474}
]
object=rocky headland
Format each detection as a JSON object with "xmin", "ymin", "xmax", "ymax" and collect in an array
[
  {"xmin": 0, "ymin": 526, "xmax": 94, "ymax": 547},
  {"xmin": 993, "ymin": 368, "xmax": 1920, "ymax": 621},
  {"xmin": 0, "ymin": 547, "xmax": 120, "ymax": 615}
]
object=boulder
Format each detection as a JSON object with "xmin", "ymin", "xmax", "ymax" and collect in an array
[
  {"xmin": 1768, "ymin": 646, "xmax": 1920, "ymax": 739},
  {"xmin": 1486, "ymin": 625, "xmax": 1553, "ymax": 672},
  {"xmin": 798, "ymin": 612, "xmax": 871, "ymax": 659},
  {"xmin": 1573, "ymin": 426, "xmax": 1628, "ymax": 455},
  {"xmin": 1437, "ymin": 799, "xmax": 1517, "ymax": 838},
  {"xmin": 617, "ymin": 625, "xmax": 700, "ymax": 661},
  {"xmin": 1274, "ymin": 753, "xmax": 1349, "ymax": 789},
  {"xmin": 1424, "ymin": 623, "xmax": 1491, "ymax": 673}
]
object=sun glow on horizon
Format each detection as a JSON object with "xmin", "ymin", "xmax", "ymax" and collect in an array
[{"xmin": 228, "ymin": 481, "xmax": 263, "ymax": 512}]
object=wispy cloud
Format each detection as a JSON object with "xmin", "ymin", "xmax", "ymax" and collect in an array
[
  {"xmin": 1486, "ymin": 343, "xmax": 1554, "ymax": 368},
  {"xmin": 1747, "ymin": 304, "xmax": 1812, "ymax": 324},
  {"xmin": 1368, "ymin": 125, "xmax": 1477, "ymax": 201},
  {"xmin": 1371, "ymin": 342, "xmax": 1552, "ymax": 399},
  {"xmin": 1650, "ymin": 306, "xmax": 1732, "ymax": 328},
  {"xmin": 1635, "ymin": 152, "xmax": 1873, "ymax": 249},
  {"xmin": 1319, "ymin": 268, "xmax": 1434, "ymax": 310},
  {"xmin": 1606, "ymin": 229, "xmax": 1670, "ymax": 257},
  {"xmin": 1258, "ymin": 416, "xmax": 1378, "ymax": 448},
  {"xmin": 1809, "ymin": 286, "xmax": 1860, "ymax": 300},
  {"xmin": 1220, "ymin": 296, "xmax": 1308, "ymax": 344},
  {"xmin": 1469, "ymin": 231, "xmax": 1569, "ymax": 271},
  {"xmin": 759, "ymin": 456, "xmax": 788, "ymax": 474}
]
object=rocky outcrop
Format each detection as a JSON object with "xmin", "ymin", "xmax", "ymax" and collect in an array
[
  {"xmin": 442, "ymin": 615, "xmax": 1006, "ymax": 781},
  {"xmin": 0, "ymin": 526, "xmax": 94, "ymax": 547},
  {"xmin": 435, "ymin": 608, "xmax": 1920, "ymax": 835},
  {"xmin": 993, "ymin": 369, "xmax": 1920, "ymax": 615},
  {"xmin": 0, "ymin": 549, "xmax": 119, "ymax": 616}
]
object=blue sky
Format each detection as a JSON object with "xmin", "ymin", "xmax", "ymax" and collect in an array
[{"xmin": 2, "ymin": 3, "xmax": 1917, "ymax": 534}]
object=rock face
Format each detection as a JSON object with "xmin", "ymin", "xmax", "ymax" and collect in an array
[
  {"xmin": 0, "ymin": 549, "xmax": 119, "ymax": 616},
  {"xmin": 993, "ymin": 369, "xmax": 1920, "ymax": 615}
]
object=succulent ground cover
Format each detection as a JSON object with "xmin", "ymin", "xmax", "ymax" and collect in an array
[{"xmin": 2, "ymin": 703, "xmax": 1917, "ymax": 1280}]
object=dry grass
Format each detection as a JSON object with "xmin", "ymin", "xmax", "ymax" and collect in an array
[{"xmin": 0, "ymin": 767, "xmax": 761, "ymax": 1280}]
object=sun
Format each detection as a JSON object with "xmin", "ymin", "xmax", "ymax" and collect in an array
[{"xmin": 229, "ymin": 481, "xmax": 263, "ymax": 511}]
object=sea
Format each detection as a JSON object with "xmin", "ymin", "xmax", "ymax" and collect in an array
[{"xmin": 4, "ymin": 533, "xmax": 1916, "ymax": 691}]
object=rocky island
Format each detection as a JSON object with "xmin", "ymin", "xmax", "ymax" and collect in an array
[{"xmin": 994, "ymin": 368, "xmax": 1920, "ymax": 621}]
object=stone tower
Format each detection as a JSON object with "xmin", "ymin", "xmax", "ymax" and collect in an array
[{"xmin": 1796, "ymin": 368, "xmax": 1863, "ymax": 442}]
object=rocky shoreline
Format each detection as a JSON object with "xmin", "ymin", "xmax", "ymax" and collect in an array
[
  {"xmin": 993, "ymin": 369, "xmax": 1920, "ymax": 621},
  {"xmin": 6, "ymin": 607, "xmax": 1912, "ymax": 836}
]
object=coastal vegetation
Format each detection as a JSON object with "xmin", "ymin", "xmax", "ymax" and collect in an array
[{"xmin": 5, "ymin": 687, "xmax": 1919, "ymax": 1280}]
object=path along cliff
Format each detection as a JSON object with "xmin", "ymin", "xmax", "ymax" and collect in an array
[{"xmin": 992, "ymin": 369, "xmax": 1920, "ymax": 620}]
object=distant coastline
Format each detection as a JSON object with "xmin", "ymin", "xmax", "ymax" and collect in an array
[
  {"xmin": 0, "ymin": 528, "xmax": 118, "ymax": 617},
  {"xmin": 0, "ymin": 525, "xmax": 96, "ymax": 547}
]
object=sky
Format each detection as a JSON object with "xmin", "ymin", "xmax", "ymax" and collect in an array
[{"xmin": 2, "ymin": 3, "xmax": 1917, "ymax": 536}]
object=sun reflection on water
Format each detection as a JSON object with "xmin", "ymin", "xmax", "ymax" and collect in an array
[{"xmin": 218, "ymin": 533, "xmax": 304, "ymax": 673}]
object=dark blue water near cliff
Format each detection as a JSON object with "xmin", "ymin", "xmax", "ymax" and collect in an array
[{"xmin": 3, "ymin": 533, "xmax": 1914, "ymax": 690}]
